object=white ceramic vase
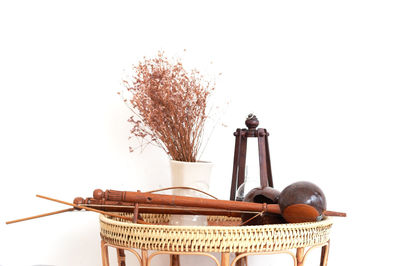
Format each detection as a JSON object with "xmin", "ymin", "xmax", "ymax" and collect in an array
[{"xmin": 169, "ymin": 160, "xmax": 213, "ymax": 226}]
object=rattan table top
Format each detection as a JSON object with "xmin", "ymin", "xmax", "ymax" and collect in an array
[{"xmin": 99, "ymin": 213, "xmax": 332, "ymax": 253}]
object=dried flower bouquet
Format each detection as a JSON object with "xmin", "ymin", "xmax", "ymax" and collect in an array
[{"xmin": 122, "ymin": 52, "xmax": 215, "ymax": 162}]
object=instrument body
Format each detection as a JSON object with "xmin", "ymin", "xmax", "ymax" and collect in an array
[
  {"xmin": 242, "ymin": 187, "xmax": 285, "ymax": 224},
  {"xmin": 278, "ymin": 181, "xmax": 327, "ymax": 223}
]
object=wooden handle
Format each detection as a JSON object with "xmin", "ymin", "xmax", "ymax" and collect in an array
[
  {"xmin": 93, "ymin": 189, "xmax": 346, "ymax": 223},
  {"xmin": 96, "ymin": 189, "xmax": 279, "ymax": 214},
  {"xmin": 323, "ymin": 210, "xmax": 347, "ymax": 217}
]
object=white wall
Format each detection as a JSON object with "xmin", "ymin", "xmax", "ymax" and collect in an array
[{"xmin": 1, "ymin": 0, "xmax": 399, "ymax": 265}]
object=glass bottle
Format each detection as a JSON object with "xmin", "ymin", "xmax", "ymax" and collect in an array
[{"xmin": 235, "ymin": 166, "xmax": 261, "ymax": 201}]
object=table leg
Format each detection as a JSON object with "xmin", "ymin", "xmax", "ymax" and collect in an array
[
  {"xmin": 221, "ymin": 252, "xmax": 230, "ymax": 266},
  {"xmin": 296, "ymin": 247, "xmax": 305, "ymax": 266},
  {"xmin": 141, "ymin": 250, "xmax": 148, "ymax": 266},
  {"xmin": 320, "ymin": 241, "xmax": 330, "ymax": 266},
  {"xmin": 117, "ymin": 248, "xmax": 126, "ymax": 266},
  {"xmin": 234, "ymin": 253, "xmax": 247, "ymax": 266},
  {"xmin": 101, "ymin": 240, "xmax": 110, "ymax": 266},
  {"xmin": 170, "ymin": 254, "xmax": 181, "ymax": 266}
]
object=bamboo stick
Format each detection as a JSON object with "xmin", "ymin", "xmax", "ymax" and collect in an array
[
  {"xmin": 36, "ymin": 194, "xmax": 149, "ymax": 224},
  {"xmin": 6, "ymin": 208, "xmax": 74, "ymax": 225}
]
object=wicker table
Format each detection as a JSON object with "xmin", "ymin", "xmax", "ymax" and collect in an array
[{"xmin": 99, "ymin": 214, "xmax": 332, "ymax": 266}]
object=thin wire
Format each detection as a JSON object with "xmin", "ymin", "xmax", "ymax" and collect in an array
[
  {"xmin": 80, "ymin": 204, "xmax": 258, "ymax": 214},
  {"xmin": 240, "ymin": 211, "xmax": 265, "ymax": 226}
]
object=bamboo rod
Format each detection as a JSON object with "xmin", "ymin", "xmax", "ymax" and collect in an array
[
  {"xmin": 6, "ymin": 208, "xmax": 74, "ymax": 225},
  {"xmin": 36, "ymin": 195, "xmax": 149, "ymax": 224}
]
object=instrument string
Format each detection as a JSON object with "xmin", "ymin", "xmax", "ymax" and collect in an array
[
  {"xmin": 79, "ymin": 204, "xmax": 259, "ymax": 214},
  {"xmin": 239, "ymin": 211, "xmax": 265, "ymax": 226},
  {"xmin": 145, "ymin": 186, "xmax": 218, "ymax": 200}
]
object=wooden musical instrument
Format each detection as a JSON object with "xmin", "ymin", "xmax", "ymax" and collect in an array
[{"xmin": 6, "ymin": 184, "xmax": 346, "ymax": 225}]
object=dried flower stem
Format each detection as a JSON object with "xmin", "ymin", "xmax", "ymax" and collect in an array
[{"xmin": 122, "ymin": 51, "xmax": 214, "ymax": 162}]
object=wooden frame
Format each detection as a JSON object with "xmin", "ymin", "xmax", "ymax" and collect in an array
[
  {"xmin": 230, "ymin": 114, "xmax": 274, "ymax": 200},
  {"xmin": 101, "ymin": 240, "xmax": 330, "ymax": 266}
]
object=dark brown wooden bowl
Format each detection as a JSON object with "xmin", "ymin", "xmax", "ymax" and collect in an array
[{"xmin": 278, "ymin": 181, "xmax": 327, "ymax": 223}]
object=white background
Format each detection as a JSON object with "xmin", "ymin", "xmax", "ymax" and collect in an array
[{"xmin": 1, "ymin": 0, "xmax": 399, "ymax": 265}]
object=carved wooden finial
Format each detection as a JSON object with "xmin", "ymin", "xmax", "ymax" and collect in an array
[
  {"xmin": 73, "ymin": 197, "xmax": 84, "ymax": 205},
  {"xmin": 73, "ymin": 197, "xmax": 85, "ymax": 210},
  {"xmin": 93, "ymin": 189, "xmax": 104, "ymax": 200},
  {"xmin": 245, "ymin": 113, "xmax": 259, "ymax": 129}
]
